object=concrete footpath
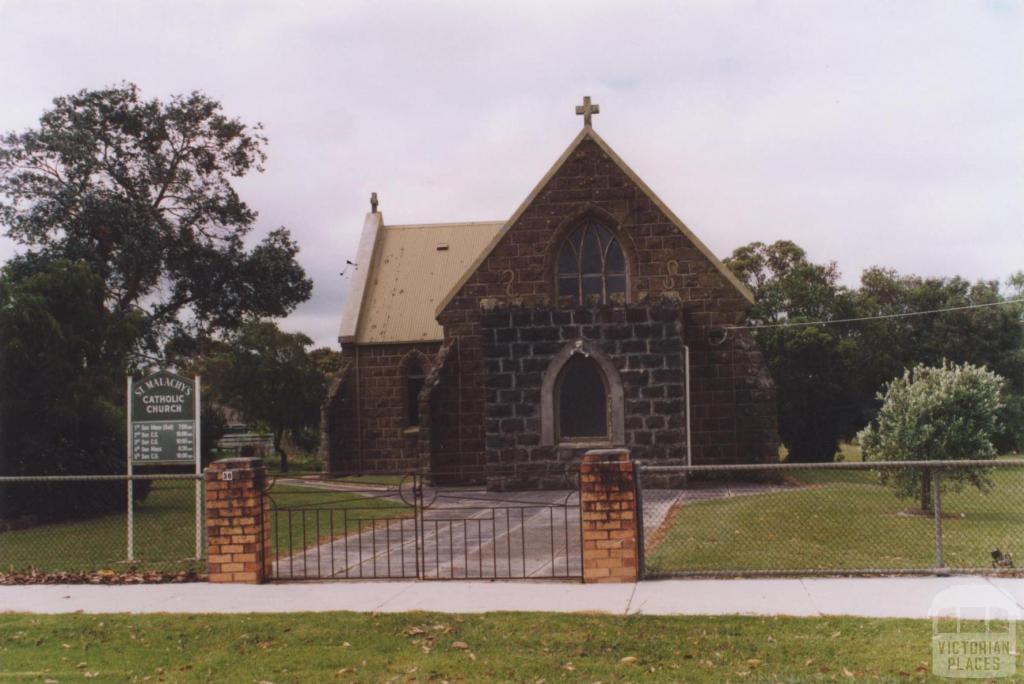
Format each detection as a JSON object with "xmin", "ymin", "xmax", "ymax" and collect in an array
[{"xmin": 2, "ymin": 576, "xmax": 1023, "ymax": 619}]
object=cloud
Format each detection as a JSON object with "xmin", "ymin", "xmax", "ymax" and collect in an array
[{"xmin": 1, "ymin": 0, "xmax": 1021, "ymax": 347}]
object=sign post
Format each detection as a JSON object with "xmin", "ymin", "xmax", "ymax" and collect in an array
[
  {"xmin": 127, "ymin": 376, "xmax": 134, "ymax": 562},
  {"xmin": 194, "ymin": 376, "xmax": 202, "ymax": 560},
  {"xmin": 127, "ymin": 371, "xmax": 201, "ymax": 562}
]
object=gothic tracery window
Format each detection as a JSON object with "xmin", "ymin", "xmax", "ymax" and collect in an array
[{"xmin": 557, "ymin": 222, "xmax": 627, "ymax": 305}]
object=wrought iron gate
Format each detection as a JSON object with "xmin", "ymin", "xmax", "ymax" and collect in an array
[{"xmin": 267, "ymin": 474, "xmax": 581, "ymax": 581}]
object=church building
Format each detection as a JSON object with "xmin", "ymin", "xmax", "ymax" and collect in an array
[{"xmin": 322, "ymin": 99, "xmax": 779, "ymax": 488}]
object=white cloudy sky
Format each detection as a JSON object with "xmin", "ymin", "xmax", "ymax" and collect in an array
[{"xmin": 1, "ymin": 1, "xmax": 1021, "ymax": 347}]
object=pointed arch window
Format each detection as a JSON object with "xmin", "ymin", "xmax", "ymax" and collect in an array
[
  {"xmin": 405, "ymin": 357, "xmax": 426, "ymax": 427},
  {"xmin": 555, "ymin": 354, "xmax": 608, "ymax": 441},
  {"xmin": 557, "ymin": 222, "xmax": 627, "ymax": 305}
]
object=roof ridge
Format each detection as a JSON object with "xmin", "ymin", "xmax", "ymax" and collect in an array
[{"xmin": 385, "ymin": 220, "xmax": 506, "ymax": 229}]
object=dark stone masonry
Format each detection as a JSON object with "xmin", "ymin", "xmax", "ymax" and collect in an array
[
  {"xmin": 480, "ymin": 300, "xmax": 688, "ymax": 489},
  {"xmin": 323, "ymin": 122, "xmax": 780, "ymax": 487}
]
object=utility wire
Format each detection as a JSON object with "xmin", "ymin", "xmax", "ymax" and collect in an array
[{"xmin": 726, "ymin": 297, "xmax": 1024, "ymax": 331}]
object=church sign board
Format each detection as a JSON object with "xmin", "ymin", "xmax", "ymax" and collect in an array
[{"xmin": 128, "ymin": 371, "xmax": 199, "ymax": 464}]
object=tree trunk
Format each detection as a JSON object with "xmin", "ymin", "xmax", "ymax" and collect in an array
[
  {"xmin": 920, "ymin": 469, "xmax": 932, "ymax": 513},
  {"xmin": 274, "ymin": 429, "xmax": 288, "ymax": 473}
]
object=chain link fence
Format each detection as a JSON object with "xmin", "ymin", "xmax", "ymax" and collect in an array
[
  {"xmin": 0, "ymin": 474, "xmax": 204, "ymax": 574},
  {"xmin": 637, "ymin": 459, "xmax": 1024, "ymax": 577}
]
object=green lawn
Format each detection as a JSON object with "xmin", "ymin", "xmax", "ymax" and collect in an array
[
  {"xmin": 263, "ymin": 449, "xmax": 325, "ymax": 476},
  {"xmin": 646, "ymin": 464, "xmax": 1024, "ymax": 575},
  {"xmin": 0, "ymin": 611, "xmax": 1001, "ymax": 683},
  {"xmin": 0, "ymin": 481, "xmax": 408, "ymax": 574},
  {"xmin": 0, "ymin": 481, "xmax": 203, "ymax": 574},
  {"xmin": 266, "ymin": 483, "xmax": 413, "ymax": 557}
]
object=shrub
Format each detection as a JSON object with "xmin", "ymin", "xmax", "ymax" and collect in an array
[{"xmin": 858, "ymin": 361, "xmax": 1005, "ymax": 512}]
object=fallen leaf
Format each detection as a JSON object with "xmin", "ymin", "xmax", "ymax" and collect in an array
[
  {"xmin": 843, "ymin": 667, "xmax": 855, "ymax": 678},
  {"xmin": 451, "ymin": 641, "xmax": 469, "ymax": 650},
  {"xmin": 619, "ymin": 656, "xmax": 637, "ymax": 664}
]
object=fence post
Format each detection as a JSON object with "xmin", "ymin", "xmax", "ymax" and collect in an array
[
  {"xmin": 634, "ymin": 461, "xmax": 646, "ymax": 580},
  {"xmin": 579, "ymin": 449, "xmax": 639, "ymax": 583},
  {"xmin": 932, "ymin": 468, "xmax": 945, "ymax": 571},
  {"xmin": 204, "ymin": 457, "xmax": 272, "ymax": 583}
]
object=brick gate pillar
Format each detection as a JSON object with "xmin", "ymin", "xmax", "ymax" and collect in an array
[
  {"xmin": 579, "ymin": 448, "xmax": 639, "ymax": 583},
  {"xmin": 204, "ymin": 457, "xmax": 272, "ymax": 583}
]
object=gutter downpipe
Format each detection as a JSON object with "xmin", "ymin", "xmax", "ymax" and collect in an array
[{"xmin": 684, "ymin": 344, "xmax": 692, "ymax": 468}]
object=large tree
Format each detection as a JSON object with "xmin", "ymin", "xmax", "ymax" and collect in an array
[
  {"xmin": 726, "ymin": 241, "xmax": 859, "ymax": 462},
  {"xmin": 202, "ymin": 320, "xmax": 326, "ymax": 473},
  {"xmin": 0, "ymin": 82, "xmax": 311, "ymax": 356},
  {"xmin": 0, "ymin": 260, "xmax": 144, "ymax": 517},
  {"xmin": 0, "ymin": 83, "xmax": 312, "ymax": 496}
]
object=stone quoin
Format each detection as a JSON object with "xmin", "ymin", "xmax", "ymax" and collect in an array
[{"xmin": 322, "ymin": 98, "xmax": 779, "ymax": 487}]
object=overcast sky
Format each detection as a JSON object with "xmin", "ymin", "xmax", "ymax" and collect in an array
[{"xmin": 1, "ymin": 1, "xmax": 1021, "ymax": 347}]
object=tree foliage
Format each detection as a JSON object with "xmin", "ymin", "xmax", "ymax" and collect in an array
[
  {"xmin": 0, "ymin": 84, "xmax": 312, "ymax": 514},
  {"xmin": 852, "ymin": 268, "xmax": 1024, "ymax": 450},
  {"xmin": 858, "ymin": 362, "xmax": 1005, "ymax": 512},
  {"xmin": 726, "ymin": 240, "xmax": 1024, "ymax": 462},
  {"xmin": 0, "ymin": 82, "xmax": 311, "ymax": 352},
  {"xmin": 201, "ymin": 321, "xmax": 326, "ymax": 473},
  {"xmin": 725, "ymin": 241, "xmax": 859, "ymax": 462},
  {"xmin": 0, "ymin": 260, "xmax": 145, "ymax": 518}
]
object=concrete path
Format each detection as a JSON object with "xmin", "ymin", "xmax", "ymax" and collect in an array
[
  {"xmin": 272, "ymin": 487, "xmax": 581, "ymax": 580},
  {"xmin": 3, "ymin": 576, "xmax": 1023, "ymax": 619},
  {"xmin": 641, "ymin": 483, "xmax": 797, "ymax": 531}
]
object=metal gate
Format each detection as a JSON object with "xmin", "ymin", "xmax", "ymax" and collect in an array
[{"xmin": 267, "ymin": 473, "xmax": 581, "ymax": 581}]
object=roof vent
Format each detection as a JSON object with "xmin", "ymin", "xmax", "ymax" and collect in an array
[{"xmin": 436, "ymin": 243, "xmax": 450, "ymax": 251}]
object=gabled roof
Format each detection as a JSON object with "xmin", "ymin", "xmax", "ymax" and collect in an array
[
  {"xmin": 434, "ymin": 126, "xmax": 755, "ymax": 316},
  {"xmin": 339, "ymin": 217, "xmax": 503, "ymax": 345}
]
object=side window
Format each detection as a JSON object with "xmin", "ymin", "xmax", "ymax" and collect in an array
[{"xmin": 556, "ymin": 222, "xmax": 627, "ymax": 305}]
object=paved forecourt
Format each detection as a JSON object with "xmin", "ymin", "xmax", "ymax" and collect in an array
[{"xmin": 2, "ymin": 576, "xmax": 1023, "ymax": 618}]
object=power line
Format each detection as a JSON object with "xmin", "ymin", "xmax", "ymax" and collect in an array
[{"xmin": 726, "ymin": 297, "xmax": 1024, "ymax": 331}]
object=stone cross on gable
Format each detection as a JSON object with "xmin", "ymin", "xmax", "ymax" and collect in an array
[{"xmin": 575, "ymin": 96, "xmax": 600, "ymax": 127}]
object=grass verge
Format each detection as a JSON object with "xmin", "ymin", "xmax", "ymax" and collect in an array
[{"xmin": 0, "ymin": 611, "xmax": 994, "ymax": 683}]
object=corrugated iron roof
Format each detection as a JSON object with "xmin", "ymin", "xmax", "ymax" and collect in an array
[{"xmin": 354, "ymin": 221, "xmax": 504, "ymax": 344}]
